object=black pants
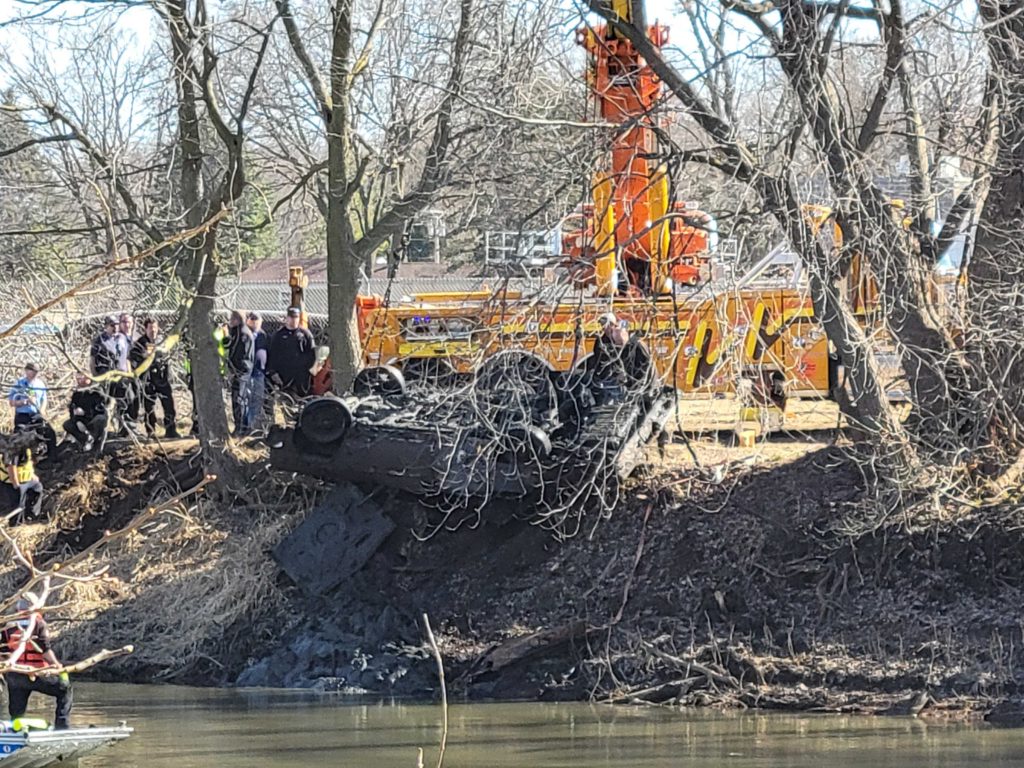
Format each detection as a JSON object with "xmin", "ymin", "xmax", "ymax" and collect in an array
[
  {"xmin": 108, "ymin": 380, "xmax": 138, "ymax": 429},
  {"xmin": 62, "ymin": 415, "xmax": 108, "ymax": 449},
  {"xmin": 230, "ymin": 374, "xmax": 251, "ymax": 434},
  {"xmin": 142, "ymin": 379, "xmax": 177, "ymax": 433},
  {"xmin": 13, "ymin": 412, "xmax": 57, "ymax": 458},
  {"xmin": 5, "ymin": 672, "xmax": 73, "ymax": 729}
]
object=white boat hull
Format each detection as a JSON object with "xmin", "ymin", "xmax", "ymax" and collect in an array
[{"xmin": 0, "ymin": 726, "xmax": 132, "ymax": 768}]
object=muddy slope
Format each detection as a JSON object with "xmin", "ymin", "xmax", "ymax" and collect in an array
[
  {"xmin": 13, "ymin": 438, "xmax": 1024, "ymax": 716},
  {"xmin": 240, "ymin": 443, "xmax": 1024, "ymax": 715}
]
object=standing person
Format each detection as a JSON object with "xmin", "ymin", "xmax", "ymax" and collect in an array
[
  {"xmin": 0, "ymin": 435, "xmax": 42, "ymax": 519},
  {"xmin": 130, "ymin": 318, "xmax": 179, "ymax": 439},
  {"xmin": 7, "ymin": 363, "xmax": 57, "ymax": 458},
  {"xmin": 116, "ymin": 312, "xmax": 140, "ymax": 429},
  {"xmin": 91, "ymin": 316, "xmax": 134, "ymax": 435},
  {"xmin": 225, "ymin": 311, "xmax": 254, "ymax": 435},
  {"xmin": 89, "ymin": 316, "xmax": 120, "ymax": 376},
  {"xmin": 246, "ymin": 312, "xmax": 269, "ymax": 431},
  {"xmin": 266, "ymin": 306, "xmax": 316, "ymax": 403},
  {"xmin": 62, "ymin": 374, "xmax": 109, "ymax": 452},
  {"xmin": 586, "ymin": 312, "xmax": 634, "ymax": 405},
  {"xmin": 1, "ymin": 595, "xmax": 72, "ymax": 729}
]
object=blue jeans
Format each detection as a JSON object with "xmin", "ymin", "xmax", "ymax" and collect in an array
[{"xmin": 247, "ymin": 374, "xmax": 266, "ymax": 431}]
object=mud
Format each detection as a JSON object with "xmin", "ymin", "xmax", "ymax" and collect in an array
[{"xmin": 17, "ymin": 436, "xmax": 1024, "ymax": 719}]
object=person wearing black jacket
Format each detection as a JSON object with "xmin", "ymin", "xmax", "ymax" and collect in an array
[
  {"xmin": 225, "ymin": 310, "xmax": 255, "ymax": 435},
  {"xmin": 266, "ymin": 306, "xmax": 316, "ymax": 400},
  {"xmin": 586, "ymin": 312, "xmax": 643, "ymax": 405},
  {"xmin": 63, "ymin": 374, "xmax": 109, "ymax": 452},
  {"xmin": 130, "ymin": 318, "xmax": 179, "ymax": 439}
]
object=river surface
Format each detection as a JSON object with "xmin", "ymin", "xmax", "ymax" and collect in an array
[{"xmin": 53, "ymin": 683, "xmax": 1021, "ymax": 767}]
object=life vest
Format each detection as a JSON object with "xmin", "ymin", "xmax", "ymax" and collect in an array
[
  {"xmin": 0, "ymin": 450, "xmax": 34, "ymax": 485},
  {"xmin": 1, "ymin": 624, "xmax": 47, "ymax": 669}
]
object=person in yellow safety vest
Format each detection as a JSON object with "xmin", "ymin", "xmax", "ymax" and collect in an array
[
  {"xmin": 0, "ymin": 439, "xmax": 42, "ymax": 521},
  {"xmin": 212, "ymin": 325, "xmax": 228, "ymax": 376}
]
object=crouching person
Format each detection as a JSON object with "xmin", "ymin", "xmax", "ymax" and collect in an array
[
  {"xmin": 63, "ymin": 374, "xmax": 109, "ymax": 452},
  {"xmin": 1, "ymin": 596, "xmax": 72, "ymax": 730},
  {"xmin": 0, "ymin": 435, "xmax": 42, "ymax": 521}
]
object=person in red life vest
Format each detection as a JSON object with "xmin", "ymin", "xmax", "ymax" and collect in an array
[{"xmin": 1, "ymin": 595, "xmax": 72, "ymax": 729}]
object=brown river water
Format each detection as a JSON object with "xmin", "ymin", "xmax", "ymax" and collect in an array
[{"xmin": 47, "ymin": 683, "xmax": 1021, "ymax": 767}]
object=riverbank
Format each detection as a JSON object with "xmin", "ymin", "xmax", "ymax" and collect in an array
[{"xmin": 7, "ymin": 434, "xmax": 1024, "ymax": 718}]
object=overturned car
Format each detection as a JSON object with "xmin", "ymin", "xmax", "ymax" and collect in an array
[{"xmin": 269, "ymin": 348, "xmax": 674, "ymax": 513}]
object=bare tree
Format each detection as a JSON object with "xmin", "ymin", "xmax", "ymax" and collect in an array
[
  {"xmin": 266, "ymin": 0, "xmax": 472, "ymax": 388},
  {"xmin": 0, "ymin": 0, "xmax": 275, "ymax": 477},
  {"xmin": 585, "ymin": 0, "xmax": 1024, "ymax": 501}
]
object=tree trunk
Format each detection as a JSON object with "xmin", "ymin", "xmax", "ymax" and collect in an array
[
  {"xmin": 326, "ymin": 220, "xmax": 364, "ymax": 392},
  {"xmin": 166, "ymin": 0, "xmax": 233, "ymax": 463},
  {"xmin": 188, "ymin": 242, "xmax": 231, "ymax": 442},
  {"xmin": 324, "ymin": 0, "xmax": 362, "ymax": 392},
  {"xmin": 968, "ymin": 3, "xmax": 1024, "ymax": 468}
]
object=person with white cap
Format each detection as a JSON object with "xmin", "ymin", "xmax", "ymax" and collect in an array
[{"xmin": 0, "ymin": 594, "xmax": 72, "ymax": 729}]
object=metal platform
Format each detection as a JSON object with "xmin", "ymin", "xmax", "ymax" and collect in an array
[{"xmin": 0, "ymin": 725, "xmax": 132, "ymax": 768}]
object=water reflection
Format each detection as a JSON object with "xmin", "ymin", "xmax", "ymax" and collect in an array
[{"xmin": 51, "ymin": 684, "xmax": 1017, "ymax": 767}]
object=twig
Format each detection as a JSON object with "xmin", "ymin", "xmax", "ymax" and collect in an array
[
  {"xmin": 641, "ymin": 641, "xmax": 742, "ymax": 691},
  {"xmin": 422, "ymin": 613, "xmax": 448, "ymax": 768},
  {"xmin": 0, "ymin": 210, "xmax": 229, "ymax": 341}
]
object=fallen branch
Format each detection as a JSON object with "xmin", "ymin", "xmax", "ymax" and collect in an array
[
  {"xmin": 422, "ymin": 614, "xmax": 448, "ymax": 768},
  {"xmin": 641, "ymin": 641, "xmax": 742, "ymax": 691},
  {"xmin": 4, "ymin": 645, "xmax": 135, "ymax": 676}
]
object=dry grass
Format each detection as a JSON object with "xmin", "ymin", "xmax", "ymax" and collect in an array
[{"xmin": 0, "ymin": 444, "xmax": 318, "ymax": 682}]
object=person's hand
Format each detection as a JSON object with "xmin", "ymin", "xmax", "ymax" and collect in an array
[{"xmin": 73, "ymin": 407, "xmax": 85, "ymax": 416}]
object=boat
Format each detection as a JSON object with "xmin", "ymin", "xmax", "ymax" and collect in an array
[{"xmin": 0, "ymin": 724, "xmax": 132, "ymax": 767}]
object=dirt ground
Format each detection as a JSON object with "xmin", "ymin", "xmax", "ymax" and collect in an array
[{"xmin": 7, "ymin": 429, "xmax": 1024, "ymax": 720}]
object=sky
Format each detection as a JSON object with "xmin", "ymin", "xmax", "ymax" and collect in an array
[{"xmin": 0, "ymin": 0, "xmax": 693, "ymax": 73}]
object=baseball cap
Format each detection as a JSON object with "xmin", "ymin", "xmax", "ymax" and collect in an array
[
  {"xmin": 103, "ymin": 315, "xmax": 117, "ymax": 327},
  {"xmin": 286, "ymin": 306, "xmax": 302, "ymax": 318},
  {"xmin": 23, "ymin": 362, "xmax": 39, "ymax": 373},
  {"xmin": 599, "ymin": 312, "xmax": 617, "ymax": 326},
  {"xmin": 247, "ymin": 311, "xmax": 262, "ymax": 321}
]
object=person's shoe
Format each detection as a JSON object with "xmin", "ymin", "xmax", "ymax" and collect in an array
[
  {"xmin": 165, "ymin": 427, "xmax": 181, "ymax": 439},
  {"xmin": 83, "ymin": 436, "xmax": 94, "ymax": 452}
]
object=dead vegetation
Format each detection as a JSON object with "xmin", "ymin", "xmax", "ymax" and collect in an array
[
  {"xmin": 368, "ymin": 436, "xmax": 1024, "ymax": 714},
  {"xmin": 4, "ymin": 431, "xmax": 1024, "ymax": 717},
  {"xmin": 0, "ymin": 442, "xmax": 320, "ymax": 684}
]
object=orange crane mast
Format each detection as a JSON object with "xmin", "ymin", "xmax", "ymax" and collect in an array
[{"xmin": 566, "ymin": 0, "xmax": 710, "ymax": 295}]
